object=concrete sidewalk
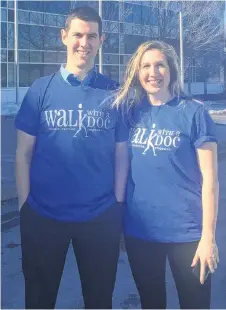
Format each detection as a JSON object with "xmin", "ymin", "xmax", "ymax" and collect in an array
[
  {"xmin": 1, "ymin": 152, "xmax": 226, "ymax": 309},
  {"xmin": 1, "ymin": 115, "xmax": 226, "ymax": 309},
  {"xmin": 1, "ymin": 116, "xmax": 17, "ymax": 201}
]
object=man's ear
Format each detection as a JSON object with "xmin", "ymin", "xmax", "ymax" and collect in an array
[
  {"xmin": 61, "ymin": 29, "xmax": 68, "ymax": 46},
  {"xmin": 100, "ymin": 33, "xmax": 105, "ymax": 45}
]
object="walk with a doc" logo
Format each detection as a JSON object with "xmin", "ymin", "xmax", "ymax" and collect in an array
[
  {"xmin": 44, "ymin": 104, "xmax": 111, "ymax": 138},
  {"xmin": 129, "ymin": 123, "xmax": 181, "ymax": 156}
]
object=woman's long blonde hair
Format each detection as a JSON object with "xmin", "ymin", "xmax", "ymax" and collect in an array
[{"xmin": 113, "ymin": 41, "xmax": 183, "ymax": 109}]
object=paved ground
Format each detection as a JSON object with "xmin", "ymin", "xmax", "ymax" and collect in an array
[
  {"xmin": 1, "ymin": 143, "xmax": 226, "ymax": 309},
  {"xmin": 1, "ymin": 114, "xmax": 226, "ymax": 309},
  {"xmin": 1, "ymin": 116, "xmax": 17, "ymax": 201}
]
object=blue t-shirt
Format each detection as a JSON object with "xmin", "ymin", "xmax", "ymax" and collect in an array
[
  {"xmin": 124, "ymin": 96, "xmax": 217, "ymax": 243},
  {"xmin": 15, "ymin": 68, "xmax": 128, "ymax": 222}
]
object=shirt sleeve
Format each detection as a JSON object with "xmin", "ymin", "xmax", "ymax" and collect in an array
[
  {"xmin": 15, "ymin": 79, "xmax": 41, "ymax": 136},
  {"xmin": 191, "ymin": 105, "xmax": 217, "ymax": 148},
  {"xmin": 115, "ymin": 106, "xmax": 130, "ymax": 143}
]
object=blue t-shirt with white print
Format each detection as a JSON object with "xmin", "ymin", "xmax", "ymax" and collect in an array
[
  {"xmin": 124, "ymin": 96, "xmax": 217, "ymax": 242},
  {"xmin": 15, "ymin": 67, "xmax": 128, "ymax": 222}
]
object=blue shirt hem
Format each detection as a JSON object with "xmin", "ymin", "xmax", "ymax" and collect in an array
[
  {"xmin": 123, "ymin": 230, "xmax": 202, "ymax": 243},
  {"xmin": 27, "ymin": 194, "xmax": 116, "ymax": 222}
]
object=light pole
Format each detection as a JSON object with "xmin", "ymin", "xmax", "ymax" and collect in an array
[
  {"xmin": 179, "ymin": 9, "xmax": 184, "ymax": 90},
  {"xmin": 14, "ymin": 0, "xmax": 19, "ymax": 105},
  {"xmin": 98, "ymin": 0, "xmax": 103, "ymax": 73}
]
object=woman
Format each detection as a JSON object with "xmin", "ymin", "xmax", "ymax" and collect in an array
[{"xmin": 114, "ymin": 41, "xmax": 219, "ymax": 309}]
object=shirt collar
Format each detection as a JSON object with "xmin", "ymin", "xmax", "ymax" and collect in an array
[{"xmin": 60, "ymin": 65, "xmax": 96, "ymax": 86}]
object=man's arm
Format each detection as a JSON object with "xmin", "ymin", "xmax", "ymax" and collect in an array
[
  {"xmin": 16, "ymin": 130, "xmax": 36, "ymax": 210},
  {"xmin": 114, "ymin": 141, "xmax": 129, "ymax": 203}
]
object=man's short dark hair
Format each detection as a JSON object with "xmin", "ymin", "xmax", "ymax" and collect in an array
[{"xmin": 65, "ymin": 6, "xmax": 102, "ymax": 36}]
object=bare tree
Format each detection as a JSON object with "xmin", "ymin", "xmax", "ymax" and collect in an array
[
  {"xmin": 154, "ymin": 0, "xmax": 225, "ymax": 94},
  {"xmin": 181, "ymin": 1, "xmax": 224, "ymax": 53}
]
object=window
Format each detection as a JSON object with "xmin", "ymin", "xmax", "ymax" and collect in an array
[
  {"xmin": 1, "ymin": 1, "xmax": 7, "ymax": 8},
  {"xmin": 8, "ymin": 22, "xmax": 14, "ymax": 49},
  {"xmin": 7, "ymin": 0, "xmax": 13, "ymax": 9},
  {"xmin": 43, "ymin": 64, "xmax": 59, "ymax": 76},
  {"xmin": 30, "ymin": 51, "xmax": 43, "ymax": 63},
  {"xmin": 19, "ymin": 24, "xmax": 30, "ymax": 49},
  {"xmin": 44, "ymin": 51, "xmax": 58, "ymax": 63},
  {"xmin": 29, "ymin": 1, "xmax": 44, "ymax": 12},
  {"xmin": 44, "ymin": 14, "xmax": 58, "ymax": 26},
  {"xmin": 103, "ymin": 1, "xmax": 119, "ymax": 21},
  {"xmin": 151, "ymin": 8, "xmax": 159, "ymax": 26},
  {"xmin": 57, "ymin": 52, "xmax": 67, "ymax": 63},
  {"xmin": 103, "ymin": 65, "xmax": 119, "ymax": 82},
  {"xmin": 8, "ymin": 50, "xmax": 14, "ymax": 62},
  {"xmin": 8, "ymin": 63, "xmax": 15, "ymax": 87},
  {"xmin": 124, "ymin": 35, "xmax": 145, "ymax": 54},
  {"xmin": 57, "ymin": 15, "xmax": 66, "ymax": 27},
  {"xmin": 1, "ymin": 8, "xmax": 7, "ymax": 21},
  {"xmin": 8, "ymin": 9, "xmax": 14, "ymax": 22},
  {"xmin": 1, "ymin": 49, "xmax": 7, "ymax": 62},
  {"xmin": 1, "ymin": 63, "xmax": 7, "ymax": 87},
  {"xmin": 103, "ymin": 54, "xmax": 119, "ymax": 65},
  {"xmin": 44, "ymin": 1, "xmax": 70, "ymax": 14},
  {"xmin": 18, "ymin": 1, "xmax": 44, "ymax": 12},
  {"xmin": 44, "ymin": 26, "xmax": 62, "ymax": 51},
  {"xmin": 1, "ymin": 22, "xmax": 7, "ymax": 48},
  {"xmin": 120, "ymin": 54, "xmax": 131, "ymax": 66},
  {"xmin": 19, "ymin": 64, "xmax": 44, "ymax": 86},
  {"xmin": 103, "ymin": 33, "xmax": 119, "ymax": 53},
  {"xmin": 19, "ymin": 50, "xmax": 29, "ymax": 62},
  {"xmin": 142, "ymin": 6, "xmax": 151, "ymax": 25},
  {"xmin": 18, "ymin": 1, "xmax": 32, "ymax": 10},
  {"xmin": 30, "ymin": 11, "xmax": 43, "ymax": 25},
  {"xmin": 124, "ymin": 3, "xmax": 133, "ymax": 23},
  {"xmin": 30, "ymin": 25, "xmax": 44, "ymax": 50},
  {"xmin": 119, "ymin": 65, "xmax": 126, "ymax": 83},
  {"xmin": 18, "ymin": 10, "xmax": 30, "ymax": 23},
  {"xmin": 133, "ymin": 5, "xmax": 142, "ymax": 24}
]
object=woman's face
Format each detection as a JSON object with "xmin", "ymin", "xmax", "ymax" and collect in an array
[{"xmin": 138, "ymin": 49, "xmax": 171, "ymax": 98}]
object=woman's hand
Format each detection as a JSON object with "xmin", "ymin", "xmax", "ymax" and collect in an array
[{"xmin": 191, "ymin": 237, "xmax": 219, "ymax": 284}]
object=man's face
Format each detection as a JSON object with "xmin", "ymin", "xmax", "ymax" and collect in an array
[{"xmin": 61, "ymin": 18, "xmax": 104, "ymax": 70}]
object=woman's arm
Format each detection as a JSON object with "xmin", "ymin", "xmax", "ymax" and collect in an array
[
  {"xmin": 191, "ymin": 141, "xmax": 219, "ymax": 284},
  {"xmin": 197, "ymin": 142, "xmax": 219, "ymax": 240},
  {"xmin": 114, "ymin": 141, "xmax": 129, "ymax": 203}
]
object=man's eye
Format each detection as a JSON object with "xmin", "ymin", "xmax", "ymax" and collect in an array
[{"xmin": 158, "ymin": 64, "xmax": 165, "ymax": 68}]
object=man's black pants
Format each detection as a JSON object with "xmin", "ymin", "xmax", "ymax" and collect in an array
[
  {"xmin": 125, "ymin": 236, "xmax": 211, "ymax": 309},
  {"xmin": 20, "ymin": 202, "xmax": 123, "ymax": 309}
]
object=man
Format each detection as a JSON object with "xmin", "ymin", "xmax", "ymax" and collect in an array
[{"xmin": 15, "ymin": 6, "xmax": 129, "ymax": 309}]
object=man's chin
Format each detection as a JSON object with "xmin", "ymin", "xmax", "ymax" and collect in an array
[{"xmin": 74, "ymin": 58, "xmax": 93, "ymax": 69}]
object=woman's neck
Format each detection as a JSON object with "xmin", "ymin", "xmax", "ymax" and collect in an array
[{"xmin": 148, "ymin": 92, "xmax": 173, "ymax": 106}]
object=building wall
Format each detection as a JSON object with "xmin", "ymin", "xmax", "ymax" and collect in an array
[{"xmin": 0, "ymin": 0, "xmax": 224, "ymax": 103}]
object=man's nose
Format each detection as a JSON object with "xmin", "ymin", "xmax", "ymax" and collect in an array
[{"xmin": 79, "ymin": 36, "xmax": 89, "ymax": 47}]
